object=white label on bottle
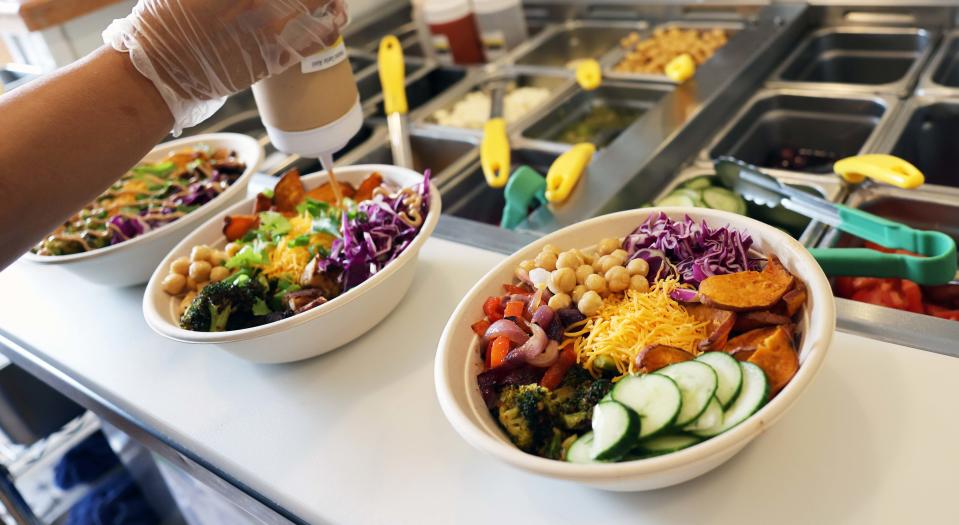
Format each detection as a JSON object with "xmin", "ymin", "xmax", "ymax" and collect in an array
[
  {"xmin": 431, "ymin": 34, "xmax": 453, "ymax": 65},
  {"xmin": 301, "ymin": 37, "xmax": 348, "ymax": 73},
  {"xmin": 481, "ymin": 30, "xmax": 507, "ymax": 60}
]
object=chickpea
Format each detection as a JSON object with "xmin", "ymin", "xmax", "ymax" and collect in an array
[
  {"xmin": 548, "ymin": 267, "xmax": 577, "ymax": 294},
  {"xmin": 578, "ymin": 291, "xmax": 603, "ymax": 316},
  {"xmin": 585, "ymin": 273, "xmax": 608, "ymax": 296},
  {"xmin": 535, "ymin": 251, "xmax": 558, "ymax": 272},
  {"xmin": 630, "ymin": 274, "xmax": 650, "ymax": 292},
  {"xmin": 518, "ymin": 259, "xmax": 537, "ymax": 272},
  {"xmin": 611, "ymin": 250, "xmax": 629, "ymax": 266},
  {"xmin": 571, "ymin": 284, "xmax": 587, "ymax": 303},
  {"xmin": 597, "ymin": 255, "xmax": 620, "ymax": 274},
  {"xmin": 556, "ymin": 251, "xmax": 583, "ymax": 270},
  {"xmin": 178, "ymin": 291, "xmax": 197, "ymax": 316},
  {"xmin": 190, "ymin": 245, "xmax": 212, "ymax": 262},
  {"xmin": 606, "ymin": 266, "xmax": 630, "ymax": 293},
  {"xmin": 548, "ymin": 293, "xmax": 572, "ymax": 310},
  {"xmin": 575, "ymin": 264, "xmax": 594, "ymax": 284},
  {"xmin": 224, "ymin": 242, "xmax": 241, "ymax": 258},
  {"xmin": 170, "ymin": 257, "xmax": 190, "ymax": 276},
  {"xmin": 209, "ymin": 250, "xmax": 227, "ymax": 267},
  {"xmin": 542, "ymin": 244, "xmax": 560, "ymax": 255},
  {"xmin": 627, "ymin": 258, "xmax": 650, "ymax": 277},
  {"xmin": 579, "ymin": 249, "xmax": 596, "ymax": 265},
  {"xmin": 597, "ymin": 238, "xmax": 620, "ymax": 256},
  {"xmin": 162, "ymin": 273, "xmax": 186, "ymax": 295},
  {"xmin": 210, "ymin": 266, "xmax": 230, "ymax": 283},
  {"xmin": 189, "ymin": 260, "xmax": 212, "ymax": 281},
  {"xmin": 196, "ymin": 280, "xmax": 210, "ymax": 292},
  {"xmin": 186, "ymin": 277, "xmax": 198, "ymax": 291}
]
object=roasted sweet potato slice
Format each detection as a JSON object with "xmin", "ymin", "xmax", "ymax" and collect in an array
[
  {"xmin": 253, "ymin": 192, "xmax": 273, "ymax": 214},
  {"xmin": 636, "ymin": 344, "xmax": 695, "ymax": 372},
  {"xmin": 685, "ymin": 303, "xmax": 736, "ymax": 352},
  {"xmin": 353, "ymin": 172, "xmax": 384, "ymax": 203},
  {"xmin": 699, "ymin": 255, "xmax": 795, "ymax": 311},
  {"xmin": 730, "ymin": 348, "xmax": 756, "ymax": 362},
  {"xmin": 747, "ymin": 325, "xmax": 799, "ymax": 395},
  {"xmin": 725, "ymin": 326, "xmax": 777, "ymax": 355},
  {"xmin": 306, "ymin": 181, "xmax": 356, "ymax": 203},
  {"xmin": 733, "ymin": 311, "xmax": 792, "ymax": 333},
  {"xmin": 780, "ymin": 280, "xmax": 807, "ymax": 317},
  {"xmin": 273, "ymin": 168, "xmax": 307, "ymax": 213},
  {"xmin": 223, "ymin": 214, "xmax": 259, "ymax": 242}
]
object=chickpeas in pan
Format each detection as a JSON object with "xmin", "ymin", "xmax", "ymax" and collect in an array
[{"xmin": 614, "ymin": 27, "xmax": 729, "ymax": 75}]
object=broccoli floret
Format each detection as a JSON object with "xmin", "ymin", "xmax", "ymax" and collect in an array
[
  {"xmin": 545, "ymin": 366, "xmax": 612, "ymax": 432},
  {"xmin": 180, "ymin": 274, "xmax": 267, "ymax": 332},
  {"xmin": 496, "ymin": 384, "xmax": 555, "ymax": 454}
]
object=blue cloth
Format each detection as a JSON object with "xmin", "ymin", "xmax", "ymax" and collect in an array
[
  {"xmin": 66, "ymin": 471, "xmax": 158, "ymax": 525},
  {"xmin": 54, "ymin": 432, "xmax": 119, "ymax": 490}
]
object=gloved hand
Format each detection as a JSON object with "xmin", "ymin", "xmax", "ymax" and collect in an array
[{"xmin": 103, "ymin": 0, "xmax": 348, "ymax": 135}]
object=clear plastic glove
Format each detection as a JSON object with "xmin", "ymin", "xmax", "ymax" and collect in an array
[{"xmin": 103, "ymin": 0, "xmax": 348, "ymax": 135}]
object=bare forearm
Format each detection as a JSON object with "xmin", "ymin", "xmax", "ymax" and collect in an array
[{"xmin": 0, "ymin": 46, "xmax": 173, "ymax": 269}]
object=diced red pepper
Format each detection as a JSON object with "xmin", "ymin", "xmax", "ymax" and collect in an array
[
  {"xmin": 490, "ymin": 336, "xmax": 511, "ymax": 368},
  {"xmin": 503, "ymin": 300, "xmax": 525, "ymax": 319},
  {"xmin": 483, "ymin": 296, "xmax": 504, "ymax": 322},
  {"xmin": 471, "ymin": 319, "xmax": 491, "ymax": 338},
  {"xmin": 503, "ymin": 283, "xmax": 532, "ymax": 295},
  {"xmin": 540, "ymin": 345, "xmax": 577, "ymax": 390}
]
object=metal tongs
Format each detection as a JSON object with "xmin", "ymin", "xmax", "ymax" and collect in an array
[{"xmin": 715, "ymin": 156, "xmax": 957, "ymax": 286}]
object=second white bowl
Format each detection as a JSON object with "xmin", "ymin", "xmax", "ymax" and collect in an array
[{"xmin": 143, "ymin": 165, "xmax": 440, "ymax": 363}]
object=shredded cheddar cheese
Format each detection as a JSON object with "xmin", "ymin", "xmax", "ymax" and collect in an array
[
  {"xmin": 572, "ymin": 277, "xmax": 708, "ymax": 376},
  {"xmin": 262, "ymin": 213, "xmax": 334, "ymax": 280}
]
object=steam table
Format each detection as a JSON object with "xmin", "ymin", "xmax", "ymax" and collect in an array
[{"xmin": 0, "ymin": 235, "xmax": 956, "ymax": 524}]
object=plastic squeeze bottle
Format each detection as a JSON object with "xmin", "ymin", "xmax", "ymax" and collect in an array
[
  {"xmin": 472, "ymin": 0, "xmax": 528, "ymax": 60},
  {"xmin": 252, "ymin": 35, "xmax": 362, "ymax": 198},
  {"xmin": 422, "ymin": 0, "xmax": 485, "ymax": 65}
]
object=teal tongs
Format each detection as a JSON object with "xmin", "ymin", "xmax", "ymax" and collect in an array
[{"xmin": 715, "ymin": 156, "xmax": 957, "ymax": 286}]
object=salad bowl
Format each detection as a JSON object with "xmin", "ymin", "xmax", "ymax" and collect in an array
[
  {"xmin": 23, "ymin": 133, "xmax": 263, "ymax": 286},
  {"xmin": 143, "ymin": 165, "xmax": 440, "ymax": 363},
  {"xmin": 434, "ymin": 207, "xmax": 835, "ymax": 491}
]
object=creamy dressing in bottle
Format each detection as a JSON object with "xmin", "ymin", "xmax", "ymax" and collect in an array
[{"xmin": 252, "ymin": 36, "xmax": 362, "ymax": 200}]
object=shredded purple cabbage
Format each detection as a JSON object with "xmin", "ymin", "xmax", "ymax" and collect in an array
[
  {"xmin": 624, "ymin": 213, "xmax": 759, "ymax": 286},
  {"xmin": 319, "ymin": 170, "xmax": 432, "ymax": 291},
  {"xmin": 108, "ymin": 215, "xmax": 149, "ymax": 244}
]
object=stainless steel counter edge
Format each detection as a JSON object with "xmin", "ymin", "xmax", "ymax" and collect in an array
[{"xmin": 0, "ymin": 329, "xmax": 304, "ymax": 525}]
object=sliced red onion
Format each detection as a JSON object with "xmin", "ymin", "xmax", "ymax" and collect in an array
[
  {"xmin": 484, "ymin": 319, "xmax": 530, "ymax": 345},
  {"xmin": 515, "ymin": 268, "xmax": 532, "ymax": 286},
  {"xmin": 527, "ymin": 287, "xmax": 545, "ymax": 317},
  {"xmin": 504, "ymin": 323, "xmax": 548, "ymax": 366},
  {"xmin": 528, "ymin": 340, "xmax": 560, "ymax": 368},
  {"xmin": 531, "ymin": 305, "xmax": 555, "ymax": 331},
  {"xmin": 670, "ymin": 288, "xmax": 700, "ymax": 303},
  {"xmin": 529, "ymin": 268, "xmax": 550, "ymax": 288}
]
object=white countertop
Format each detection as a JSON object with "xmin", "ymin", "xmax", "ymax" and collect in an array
[{"xmin": 0, "ymin": 237, "xmax": 957, "ymax": 524}]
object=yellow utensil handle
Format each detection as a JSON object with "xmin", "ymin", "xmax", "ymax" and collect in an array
[
  {"xmin": 545, "ymin": 143, "xmax": 595, "ymax": 203},
  {"xmin": 481, "ymin": 118, "xmax": 510, "ymax": 188},
  {"xmin": 833, "ymin": 154, "xmax": 924, "ymax": 189},
  {"xmin": 575, "ymin": 59, "xmax": 602, "ymax": 91},
  {"xmin": 378, "ymin": 35, "xmax": 408, "ymax": 116}
]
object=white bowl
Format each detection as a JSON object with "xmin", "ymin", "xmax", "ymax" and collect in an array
[
  {"xmin": 434, "ymin": 208, "xmax": 835, "ymax": 491},
  {"xmin": 23, "ymin": 133, "xmax": 263, "ymax": 286},
  {"xmin": 143, "ymin": 165, "xmax": 440, "ymax": 363}
]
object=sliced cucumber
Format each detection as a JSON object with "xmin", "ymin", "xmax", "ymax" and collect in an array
[
  {"xmin": 611, "ymin": 373, "xmax": 682, "ymax": 439},
  {"xmin": 681, "ymin": 176, "xmax": 715, "ymax": 191},
  {"xmin": 691, "ymin": 362, "xmax": 769, "ymax": 438},
  {"xmin": 683, "ymin": 396, "xmax": 723, "ymax": 432},
  {"xmin": 672, "ymin": 188, "xmax": 705, "ymax": 207},
  {"xmin": 702, "ymin": 187, "xmax": 747, "ymax": 215},
  {"xmin": 657, "ymin": 361, "xmax": 718, "ymax": 427},
  {"xmin": 566, "ymin": 432, "xmax": 600, "ymax": 464},
  {"xmin": 590, "ymin": 401, "xmax": 640, "ymax": 461},
  {"xmin": 696, "ymin": 352, "xmax": 743, "ymax": 408},
  {"xmin": 656, "ymin": 193, "xmax": 696, "ymax": 207},
  {"xmin": 637, "ymin": 433, "xmax": 702, "ymax": 454}
]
